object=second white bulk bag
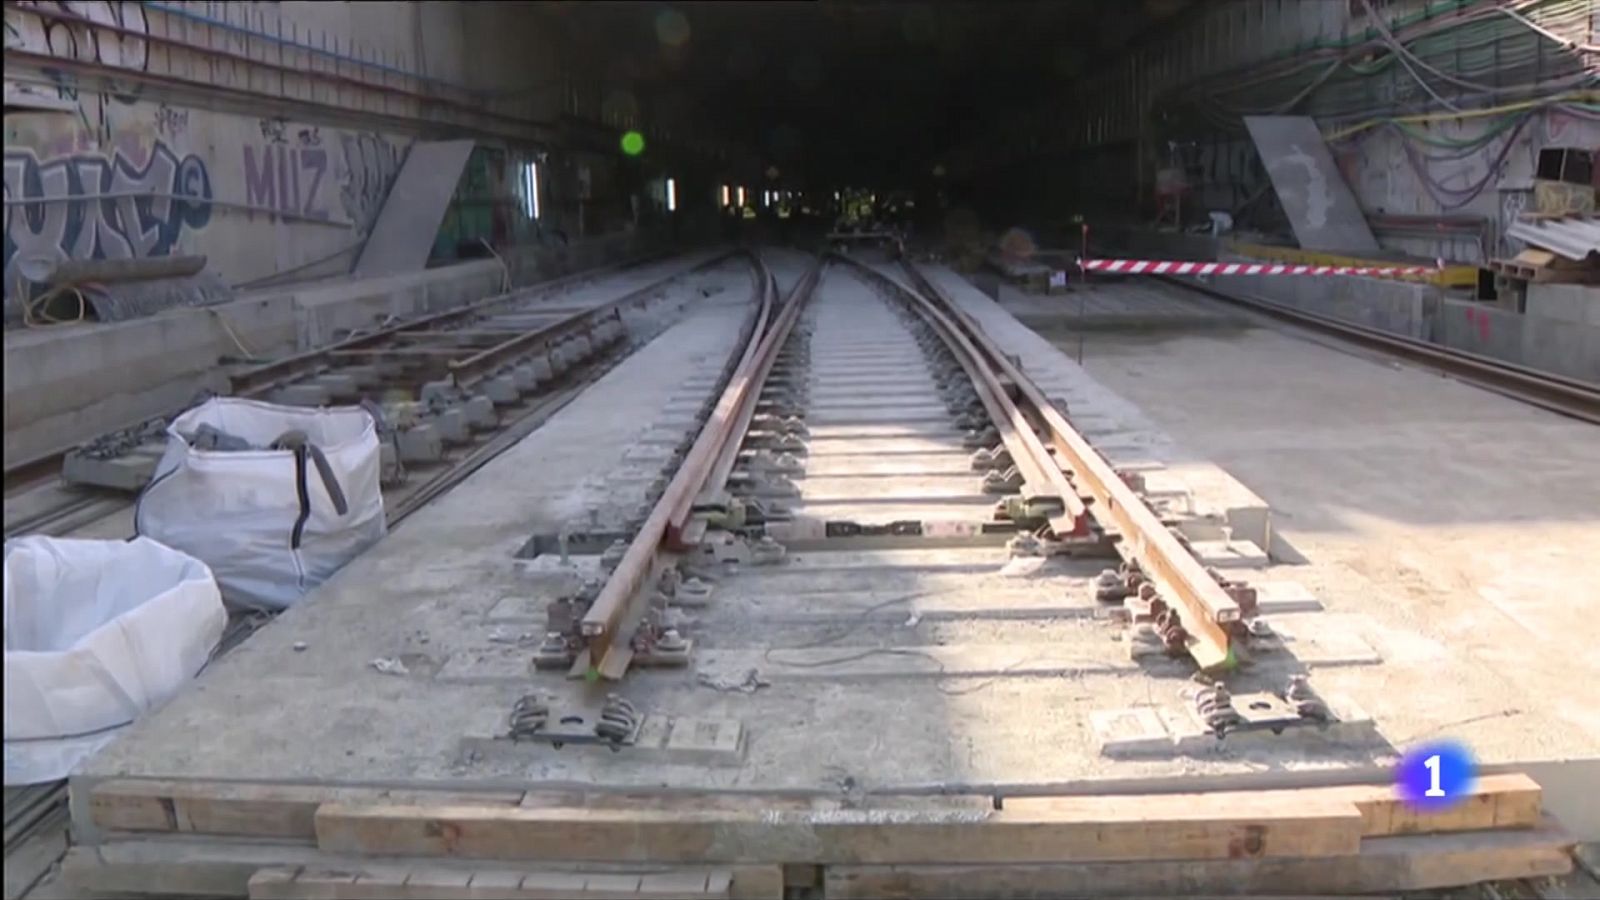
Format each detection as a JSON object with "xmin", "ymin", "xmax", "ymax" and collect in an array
[{"xmin": 4, "ymin": 536, "xmax": 225, "ymax": 784}]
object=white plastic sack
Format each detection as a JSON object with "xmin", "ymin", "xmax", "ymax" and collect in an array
[
  {"xmin": 4, "ymin": 536, "xmax": 225, "ymax": 785},
  {"xmin": 134, "ymin": 398, "xmax": 387, "ymax": 611}
]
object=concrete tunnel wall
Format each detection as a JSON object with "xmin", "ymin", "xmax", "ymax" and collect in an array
[
  {"xmin": 2, "ymin": 0, "xmax": 745, "ymax": 464},
  {"xmin": 2, "ymin": 0, "xmax": 730, "ymax": 312},
  {"xmin": 4, "ymin": 2, "xmax": 497, "ymax": 294},
  {"xmin": 4, "ymin": 98, "xmax": 416, "ymax": 291}
]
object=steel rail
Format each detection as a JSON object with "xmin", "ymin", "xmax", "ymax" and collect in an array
[
  {"xmin": 581, "ymin": 256, "xmax": 819, "ymax": 677},
  {"xmin": 898, "ymin": 260, "xmax": 1240, "ymax": 670},
  {"xmin": 443, "ymin": 256, "xmax": 722, "ymax": 388},
  {"xmin": 833, "ymin": 257, "xmax": 1087, "ymax": 536},
  {"xmin": 1163, "ymin": 276, "xmax": 1600, "ymax": 425},
  {"xmin": 668, "ymin": 266, "xmax": 790, "ymax": 545}
]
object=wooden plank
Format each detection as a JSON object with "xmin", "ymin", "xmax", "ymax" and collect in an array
[
  {"xmin": 1002, "ymin": 773, "xmax": 1542, "ymax": 838},
  {"xmin": 823, "ymin": 819, "xmax": 1574, "ymax": 898},
  {"xmin": 62, "ymin": 844, "xmax": 259, "ymax": 897},
  {"xmin": 248, "ymin": 864, "xmax": 734, "ymax": 898},
  {"xmin": 87, "ymin": 782, "xmax": 179, "ymax": 833},
  {"xmin": 1352, "ymin": 773, "xmax": 1541, "ymax": 835},
  {"xmin": 71, "ymin": 838, "xmax": 781, "ymax": 900},
  {"xmin": 314, "ymin": 793, "xmax": 1364, "ymax": 864},
  {"xmin": 87, "ymin": 780, "xmax": 523, "ymax": 840},
  {"xmin": 84, "ymin": 772, "xmax": 1544, "ymax": 845}
]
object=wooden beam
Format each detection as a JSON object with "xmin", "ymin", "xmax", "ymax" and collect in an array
[
  {"xmin": 248, "ymin": 865, "xmax": 739, "ymax": 899},
  {"xmin": 87, "ymin": 780, "xmax": 524, "ymax": 840},
  {"xmin": 1326, "ymin": 773, "xmax": 1541, "ymax": 836},
  {"xmin": 314, "ymin": 793, "xmax": 1365, "ymax": 864},
  {"xmin": 823, "ymin": 818, "xmax": 1575, "ymax": 898},
  {"xmin": 1002, "ymin": 773, "xmax": 1543, "ymax": 838},
  {"xmin": 66, "ymin": 839, "xmax": 783, "ymax": 900},
  {"xmin": 85, "ymin": 773, "xmax": 1544, "ymax": 848}
]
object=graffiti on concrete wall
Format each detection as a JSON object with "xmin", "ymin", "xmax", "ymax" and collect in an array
[
  {"xmin": 153, "ymin": 102, "xmax": 188, "ymax": 140},
  {"xmin": 4, "ymin": 1, "xmax": 151, "ymax": 142},
  {"xmin": 340, "ymin": 132, "xmax": 407, "ymax": 233},
  {"xmin": 4, "ymin": 1, "xmax": 151, "ymax": 96},
  {"xmin": 241, "ymin": 125, "xmax": 405, "ymax": 229},
  {"xmin": 243, "ymin": 137, "xmax": 333, "ymax": 222},
  {"xmin": 6, "ymin": 3, "xmax": 415, "ymax": 286},
  {"xmin": 3, "ymin": 142, "xmax": 213, "ymax": 289}
]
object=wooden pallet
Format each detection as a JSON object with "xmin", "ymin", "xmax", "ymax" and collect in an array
[
  {"xmin": 63, "ymin": 773, "xmax": 1571, "ymax": 899},
  {"xmin": 1488, "ymin": 247, "xmax": 1600, "ymax": 285}
]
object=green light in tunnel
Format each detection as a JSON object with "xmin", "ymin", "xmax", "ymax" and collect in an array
[{"xmin": 620, "ymin": 131, "xmax": 646, "ymax": 156}]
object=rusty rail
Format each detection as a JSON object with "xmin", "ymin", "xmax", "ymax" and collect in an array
[
  {"xmin": 580, "ymin": 256, "xmax": 822, "ymax": 677},
  {"xmin": 669, "ymin": 266, "xmax": 790, "ymax": 544},
  {"xmin": 896, "ymin": 260, "xmax": 1239, "ymax": 670}
]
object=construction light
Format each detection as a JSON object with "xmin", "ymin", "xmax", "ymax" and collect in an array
[{"xmin": 523, "ymin": 161, "xmax": 540, "ymax": 220}]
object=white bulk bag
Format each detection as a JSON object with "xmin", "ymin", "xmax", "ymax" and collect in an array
[
  {"xmin": 4, "ymin": 536, "xmax": 225, "ymax": 785},
  {"xmin": 134, "ymin": 398, "xmax": 386, "ymax": 611}
]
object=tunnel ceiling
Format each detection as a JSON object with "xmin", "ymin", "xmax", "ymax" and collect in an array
[{"xmin": 540, "ymin": 0, "xmax": 1194, "ymax": 187}]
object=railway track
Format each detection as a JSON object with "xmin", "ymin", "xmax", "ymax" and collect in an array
[
  {"xmin": 49, "ymin": 249, "xmax": 1573, "ymax": 899},
  {"xmin": 550, "ymin": 249, "xmax": 1252, "ymax": 683},
  {"xmin": 1, "ymin": 252, "xmax": 753, "ymax": 539},
  {"xmin": 8, "ymin": 249, "xmax": 1583, "ymax": 898}
]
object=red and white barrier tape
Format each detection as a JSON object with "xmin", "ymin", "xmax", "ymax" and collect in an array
[{"xmin": 1082, "ymin": 259, "xmax": 1436, "ymax": 278}]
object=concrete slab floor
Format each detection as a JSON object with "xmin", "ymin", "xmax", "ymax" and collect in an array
[
  {"xmin": 998, "ymin": 277, "xmax": 1246, "ymax": 331},
  {"xmin": 75, "ymin": 260, "xmax": 1597, "ymax": 838},
  {"xmin": 1026, "ymin": 281, "xmax": 1600, "ymax": 768}
]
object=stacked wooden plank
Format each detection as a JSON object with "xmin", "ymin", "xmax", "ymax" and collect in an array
[{"xmin": 62, "ymin": 773, "xmax": 1572, "ymax": 899}]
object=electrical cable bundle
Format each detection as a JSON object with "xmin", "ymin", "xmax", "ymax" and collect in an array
[{"xmin": 1164, "ymin": 0, "xmax": 1596, "ymax": 129}]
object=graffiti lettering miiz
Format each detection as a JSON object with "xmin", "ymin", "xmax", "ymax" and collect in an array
[{"xmin": 243, "ymin": 145, "xmax": 331, "ymax": 221}]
